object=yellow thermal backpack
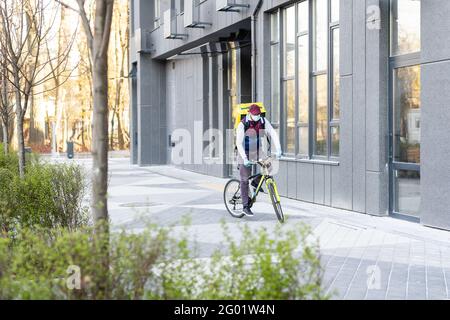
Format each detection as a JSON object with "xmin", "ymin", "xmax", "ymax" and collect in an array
[{"xmin": 233, "ymin": 102, "xmax": 267, "ymax": 129}]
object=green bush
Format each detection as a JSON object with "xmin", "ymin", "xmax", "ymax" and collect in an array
[
  {"xmin": 0, "ymin": 146, "xmax": 19, "ymax": 175},
  {"xmin": 158, "ymin": 223, "xmax": 327, "ymax": 300},
  {"xmin": 0, "ymin": 151, "xmax": 89, "ymax": 234},
  {"xmin": 0, "ymin": 222, "xmax": 328, "ymax": 300}
]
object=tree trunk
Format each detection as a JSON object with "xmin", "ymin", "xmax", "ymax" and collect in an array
[
  {"xmin": 16, "ymin": 114, "xmax": 26, "ymax": 177},
  {"xmin": 90, "ymin": 0, "xmax": 113, "ymax": 232},
  {"xmin": 117, "ymin": 111, "xmax": 124, "ymax": 150},
  {"xmin": 110, "ymin": 109, "xmax": 115, "ymax": 150},
  {"xmin": 1, "ymin": 120, "xmax": 8, "ymax": 154}
]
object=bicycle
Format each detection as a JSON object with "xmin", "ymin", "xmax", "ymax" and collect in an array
[{"xmin": 223, "ymin": 156, "xmax": 285, "ymax": 223}]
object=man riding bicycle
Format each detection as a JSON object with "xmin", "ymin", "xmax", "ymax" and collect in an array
[{"xmin": 236, "ymin": 104, "xmax": 282, "ymax": 217}]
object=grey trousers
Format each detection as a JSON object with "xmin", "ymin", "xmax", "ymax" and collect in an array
[
  {"xmin": 239, "ymin": 164, "xmax": 262, "ymax": 208},
  {"xmin": 239, "ymin": 164, "xmax": 252, "ymax": 207}
]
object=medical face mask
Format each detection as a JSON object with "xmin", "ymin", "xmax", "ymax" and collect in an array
[{"xmin": 250, "ymin": 114, "xmax": 261, "ymax": 122}]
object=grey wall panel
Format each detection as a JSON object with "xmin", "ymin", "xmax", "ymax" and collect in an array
[
  {"xmin": 287, "ymin": 161, "xmax": 297, "ymax": 199},
  {"xmin": 421, "ymin": 0, "xmax": 450, "ymax": 64},
  {"xmin": 275, "ymin": 160, "xmax": 288, "ymax": 197},
  {"xmin": 297, "ymin": 162, "xmax": 314, "ymax": 202},
  {"xmin": 415, "ymin": 0, "xmax": 450, "ymax": 230},
  {"xmin": 313, "ymin": 164, "xmax": 325, "ymax": 205},
  {"xmin": 351, "ymin": 0, "xmax": 366, "ymax": 213},
  {"xmin": 365, "ymin": 171, "xmax": 388, "ymax": 216},
  {"xmin": 324, "ymin": 165, "xmax": 331, "ymax": 206},
  {"xmin": 363, "ymin": 0, "xmax": 389, "ymax": 216},
  {"xmin": 331, "ymin": 74, "xmax": 353, "ymax": 210},
  {"xmin": 365, "ymin": 0, "xmax": 388, "ymax": 173},
  {"xmin": 420, "ymin": 60, "xmax": 450, "ymax": 230}
]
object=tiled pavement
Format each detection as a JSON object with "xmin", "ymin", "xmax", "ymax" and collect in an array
[{"xmin": 52, "ymin": 156, "xmax": 450, "ymax": 300}]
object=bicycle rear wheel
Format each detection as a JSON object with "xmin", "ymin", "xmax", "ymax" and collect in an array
[
  {"xmin": 267, "ymin": 180, "xmax": 285, "ymax": 223},
  {"xmin": 223, "ymin": 179, "xmax": 245, "ymax": 218}
]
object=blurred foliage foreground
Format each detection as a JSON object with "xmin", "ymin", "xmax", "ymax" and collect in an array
[{"xmin": 0, "ymin": 144, "xmax": 327, "ymax": 300}]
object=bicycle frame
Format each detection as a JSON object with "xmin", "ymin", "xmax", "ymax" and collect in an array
[{"xmin": 249, "ymin": 157, "xmax": 281, "ymax": 203}]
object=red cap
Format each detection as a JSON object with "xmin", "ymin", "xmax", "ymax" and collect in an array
[{"xmin": 249, "ymin": 104, "xmax": 261, "ymax": 115}]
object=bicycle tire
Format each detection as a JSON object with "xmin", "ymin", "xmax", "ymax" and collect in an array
[
  {"xmin": 223, "ymin": 179, "xmax": 245, "ymax": 218},
  {"xmin": 267, "ymin": 181, "xmax": 285, "ymax": 223}
]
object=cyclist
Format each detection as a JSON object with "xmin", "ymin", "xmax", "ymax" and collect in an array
[{"xmin": 236, "ymin": 104, "xmax": 282, "ymax": 217}]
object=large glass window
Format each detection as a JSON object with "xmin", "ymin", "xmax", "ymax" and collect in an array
[
  {"xmin": 393, "ymin": 65, "xmax": 421, "ymax": 164},
  {"xmin": 312, "ymin": 0, "xmax": 339, "ymax": 157},
  {"xmin": 270, "ymin": 0, "xmax": 339, "ymax": 159},
  {"xmin": 313, "ymin": 0, "xmax": 327, "ymax": 72},
  {"xmin": 332, "ymin": 28, "xmax": 340, "ymax": 120},
  {"xmin": 283, "ymin": 6, "xmax": 296, "ymax": 154},
  {"xmin": 285, "ymin": 79, "xmax": 296, "ymax": 154},
  {"xmin": 298, "ymin": 34, "xmax": 309, "ymax": 155},
  {"xmin": 314, "ymin": 75, "xmax": 327, "ymax": 155},
  {"xmin": 270, "ymin": 12, "xmax": 280, "ymax": 127},
  {"xmin": 284, "ymin": 6, "xmax": 296, "ymax": 77},
  {"xmin": 391, "ymin": 0, "xmax": 421, "ymax": 56},
  {"xmin": 389, "ymin": 0, "xmax": 421, "ymax": 218},
  {"xmin": 394, "ymin": 170, "xmax": 421, "ymax": 216}
]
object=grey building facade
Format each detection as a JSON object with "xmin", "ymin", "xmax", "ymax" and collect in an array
[{"xmin": 129, "ymin": 0, "xmax": 450, "ymax": 231}]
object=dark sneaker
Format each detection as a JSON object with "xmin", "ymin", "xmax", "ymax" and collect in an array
[
  {"xmin": 251, "ymin": 180, "xmax": 264, "ymax": 193},
  {"xmin": 243, "ymin": 206, "xmax": 254, "ymax": 217}
]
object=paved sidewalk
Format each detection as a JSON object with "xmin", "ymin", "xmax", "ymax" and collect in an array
[{"xmin": 69, "ymin": 157, "xmax": 450, "ymax": 300}]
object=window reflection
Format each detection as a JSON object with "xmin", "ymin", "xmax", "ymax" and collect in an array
[
  {"xmin": 394, "ymin": 170, "xmax": 421, "ymax": 216},
  {"xmin": 332, "ymin": 28, "xmax": 340, "ymax": 120},
  {"xmin": 299, "ymin": 126, "xmax": 309, "ymax": 155},
  {"xmin": 298, "ymin": 35, "xmax": 309, "ymax": 124},
  {"xmin": 271, "ymin": 44, "xmax": 280, "ymax": 124},
  {"xmin": 393, "ymin": 65, "xmax": 421, "ymax": 164},
  {"xmin": 285, "ymin": 79, "xmax": 296, "ymax": 154},
  {"xmin": 284, "ymin": 6, "xmax": 296, "ymax": 77},
  {"xmin": 391, "ymin": 0, "xmax": 421, "ymax": 55},
  {"xmin": 331, "ymin": 126, "xmax": 339, "ymax": 157},
  {"xmin": 271, "ymin": 12, "xmax": 279, "ymax": 42},
  {"xmin": 314, "ymin": 0, "xmax": 327, "ymax": 71},
  {"xmin": 298, "ymin": 0, "xmax": 308, "ymax": 33},
  {"xmin": 314, "ymin": 75, "xmax": 327, "ymax": 155}
]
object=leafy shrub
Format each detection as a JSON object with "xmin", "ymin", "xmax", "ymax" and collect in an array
[
  {"xmin": 0, "ymin": 222, "xmax": 327, "ymax": 300},
  {"xmin": 0, "ymin": 152, "xmax": 89, "ymax": 234},
  {"xmin": 158, "ymin": 223, "xmax": 327, "ymax": 300},
  {"xmin": 0, "ymin": 147, "xmax": 18, "ymax": 175}
]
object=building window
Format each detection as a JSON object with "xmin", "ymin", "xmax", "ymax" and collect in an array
[
  {"xmin": 390, "ymin": 0, "xmax": 421, "ymax": 56},
  {"xmin": 389, "ymin": 0, "xmax": 421, "ymax": 217},
  {"xmin": 154, "ymin": 0, "xmax": 161, "ymax": 29},
  {"xmin": 283, "ymin": 5, "xmax": 296, "ymax": 155},
  {"xmin": 270, "ymin": 12, "xmax": 280, "ymax": 131},
  {"xmin": 270, "ymin": 0, "xmax": 339, "ymax": 159}
]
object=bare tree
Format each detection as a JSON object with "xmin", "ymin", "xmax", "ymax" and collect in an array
[
  {"xmin": 72, "ymin": 0, "xmax": 113, "ymax": 229},
  {"xmin": 0, "ymin": 0, "xmax": 75, "ymax": 177}
]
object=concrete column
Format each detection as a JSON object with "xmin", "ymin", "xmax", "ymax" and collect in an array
[
  {"xmin": 136, "ymin": 54, "xmax": 167, "ymax": 166},
  {"xmin": 364, "ymin": 0, "xmax": 389, "ymax": 216}
]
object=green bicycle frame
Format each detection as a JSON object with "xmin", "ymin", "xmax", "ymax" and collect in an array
[{"xmin": 250, "ymin": 173, "xmax": 281, "ymax": 203}]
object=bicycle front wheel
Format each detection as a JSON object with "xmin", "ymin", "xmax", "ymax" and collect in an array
[
  {"xmin": 267, "ymin": 180, "xmax": 285, "ymax": 223},
  {"xmin": 223, "ymin": 179, "xmax": 245, "ymax": 218}
]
